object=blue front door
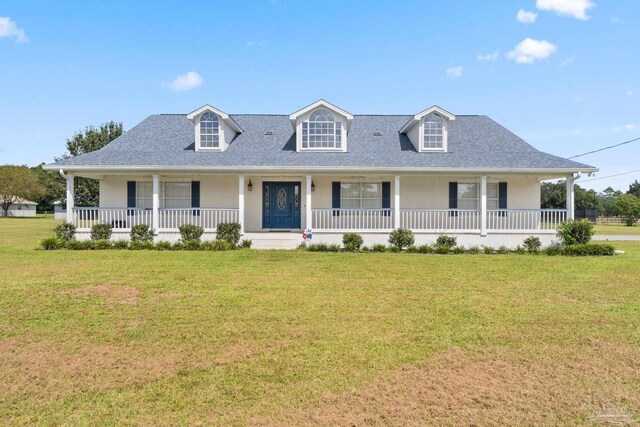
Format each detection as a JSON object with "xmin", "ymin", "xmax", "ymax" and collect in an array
[{"xmin": 262, "ymin": 182, "xmax": 301, "ymax": 229}]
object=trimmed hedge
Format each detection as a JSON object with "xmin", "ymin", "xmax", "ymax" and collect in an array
[
  {"xmin": 91, "ymin": 224, "xmax": 113, "ymax": 241},
  {"xmin": 216, "ymin": 222, "xmax": 242, "ymax": 246},
  {"xmin": 179, "ymin": 224, "xmax": 204, "ymax": 242},
  {"xmin": 130, "ymin": 224, "xmax": 154, "ymax": 243},
  {"xmin": 545, "ymin": 243, "xmax": 615, "ymax": 256},
  {"xmin": 388, "ymin": 228, "xmax": 415, "ymax": 250},
  {"xmin": 54, "ymin": 223, "xmax": 76, "ymax": 242}
]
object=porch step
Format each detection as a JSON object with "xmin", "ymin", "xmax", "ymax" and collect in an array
[{"xmin": 245, "ymin": 232, "xmax": 302, "ymax": 250}]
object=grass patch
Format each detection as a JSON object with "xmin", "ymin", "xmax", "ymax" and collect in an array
[
  {"xmin": 594, "ymin": 224, "xmax": 640, "ymax": 236},
  {"xmin": 1, "ymin": 217, "xmax": 640, "ymax": 425}
]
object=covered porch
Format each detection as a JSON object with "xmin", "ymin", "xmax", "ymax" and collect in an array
[{"xmin": 64, "ymin": 172, "xmax": 578, "ymax": 239}]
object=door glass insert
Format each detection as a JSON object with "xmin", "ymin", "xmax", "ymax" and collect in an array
[{"xmin": 277, "ymin": 188, "xmax": 287, "ymax": 211}]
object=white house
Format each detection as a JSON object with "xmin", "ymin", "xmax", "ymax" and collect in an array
[
  {"xmin": 1, "ymin": 196, "xmax": 37, "ymax": 217},
  {"xmin": 45, "ymin": 100, "xmax": 597, "ymax": 248}
]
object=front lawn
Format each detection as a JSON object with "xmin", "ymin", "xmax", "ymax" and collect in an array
[
  {"xmin": 1, "ymin": 218, "xmax": 639, "ymax": 425},
  {"xmin": 594, "ymin": 223, "xmax": 640, "ymax": 236}
]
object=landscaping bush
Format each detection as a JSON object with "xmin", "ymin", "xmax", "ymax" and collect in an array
[
  {"xmin": 171, "ymin": 242, "xmax": 185, "ymax": 251},
  {"xmin": 200, "ymin": 240, "xmax": 234, "ymax": 251},
  {"xmin": 467, "ymin": 246, "xmax": 481, "ymax": 254},
  {"xmin": 496, "ymin": 245, "xmax": 509, "ymax": 254},
  {"xmin": 92, "ymin": 239, "xmax": 112, "ymax": 250},
  {"xmin": 239, "ymin": 239, "xmax": 252, "ymax": 249},
  {"xmin": 54, "ymin": 223, "xmax": 76, "ymax": 242},
  {"xmin": 406, "ymin": 245, "xmax": 419, "ymax": 253},
  {"xmin": 452, "ymin": 246, "xmax": 466, "ymax": 254},
  {"xmin": 435, "ymin": 235, "xmax": 457, "ymax": 250},
  {"xmin": 155, "ymin": 241, "xmax": 172, "ymax": 251},
  {"xmin": 560, "ymin": 243, "xmax": 615, "ymax": 256},
  {"xmin": 216, "ymin": 222, "xmax": 242, "ymax": 246},
  {"xmin": 113, "ymin": 239, "xmax": 129, "ymax": 249},
  {"xmin": 183, "ymin": 239, "xmax": 202, "ymax": 251},
  {"xmin": 179, "ymin": 224, "xmax": 204, "ymax": 242},
  {"xmin": 65, "ymin": 240, "xmax": 93, "ymax": 250},
  {"xmin": 483, "ymin": 246, "xmax": 494, "ymax": 254},
  {"xmin": 371, "ymin": 244, "xmax": 387, "ymax": 253},
  {"xmin": 434, "ymin": 245, "xmax": 450, "ymax": 254},
  {"xmin": 342, "ymin": 233, "xmax": 364, "ymax": 252},
  {"xmin": 523, "ymin": 236, "xmax": 541, "ymax": 254},
  {"xmin": 129, "ymin": 241, "xmax": 154, "ymax": 250},
  {"xmin": 543, "ymin": 245, "xmax": 563, "ymax": 256},
  {"xmin": 388, "ymin": 228, "xmax": 415, "ymax": 251},
  {"xmin": 40, "ymin": 237, "xmax": 63, "ymax": 250},
  {"xmin": 130, "ymin": 224, "xmax": 154, "ymax": 243},
  {"xmin": 306, "ymin": 243, "xmax": 329, "ymax": 252},
  {"xmin": 513, "ymin": 245, "xmax": 526, "ymax": 255},
  {"xmin": 418, "ymin": 244, "xmax": 433, "ymax": 254},
  {"xmin": 90, "ymin": 223, "xmax": 112, "ymax": 241},
  {"xmin": 557, "ymin": 219, "xmax": 594, "ymax": 246}
]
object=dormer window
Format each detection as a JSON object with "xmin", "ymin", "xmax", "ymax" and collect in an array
[
  {"xmin": 423, "ymin": 113, "xmax": 444, "ymax": 150},
  {"xmin": 302, "ymin": 108, "xmax": 342, "ymax": 149},
  {"xmin": 199, "ymin": 112, "xmax": 220, "ymax": 148}
]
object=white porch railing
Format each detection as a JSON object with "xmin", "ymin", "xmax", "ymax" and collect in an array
[
  {"xmin": 312, "ymin": 208, "xmax": 394, "ymax": 231},
  {"xmin": 487, "ymin": 209, "xmax": 566, "ymax": 231},
  {"xmin": 400, "ymin": 209, "xmax": 481, "ymax": 231},
  {"xmin": 72, "ymin": 207, "xmax": 152, "ymax": 230},
  {"xmin": 158, "ymin": 208, "xmax": 239, "ymax": 231}
]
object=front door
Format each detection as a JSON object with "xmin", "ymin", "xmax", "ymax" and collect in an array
[{"xmin": 262, "ymin": 182, "xmax": 301, "ymax": 229}]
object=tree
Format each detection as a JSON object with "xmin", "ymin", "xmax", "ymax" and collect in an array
[
  {"xmin": 56, "ymin": 121, "xmax": 123, "ymax": 206},
  {"xmin": 599, "ymin": 187, "xmax": 623, "ymax": 217},
  {"xmin": 628, "ymin": 180, "xmax": 640, "ymax": 198},
  {"xmin": 31, "ymin": 163, "xmax": 66, "ymax": 211},
  {"xmin": 0, "ymin": 165, "xmax": 46, "ymax": 217},
  {"xmin": 612, "ymin": 194, "xmax": 640, "ymax": 226},
  {"xmin": 540, "ymin": 180, "xmax": 602, "ymax": 213}
]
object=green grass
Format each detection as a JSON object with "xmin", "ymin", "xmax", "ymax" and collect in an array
[
  {"xmin": 1, "ymin": 218, "xmax": 640, "ymax": 425},
  {"xmin": 595, "ymin": 223, "xmax": 640, "ymax": 236}
]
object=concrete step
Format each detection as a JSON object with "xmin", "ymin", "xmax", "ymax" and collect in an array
[{"xmin": 245, "ymin": 232, "xmax": 303, "ymax": 250}]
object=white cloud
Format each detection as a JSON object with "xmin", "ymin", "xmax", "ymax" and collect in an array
[
  {"xmin": 478, "ymin": 51, "xmax": 499, "ymax": 62},
  {"xmin": 516, "ymin": 9, "xmax": 538, "ymax": 24},
  {"xmin": 446, "ymin": 66, "xmax": 463, "ymax": 79},
  {"xmin": 0, "ymin": 17, "xmax": 29, "ymax": 43},
  {"xmin": 612, "ymin": 124, "xmax": 637, "ymax": 132},
  {"xmin": 536, "ymin": 0, "xmax": 595, "ymax": 20},
  {"xmin": 507, "ymin": 38, "xmax": 557, "ymax": 64},
  {"xmin": 626, "ymin": 90, "xmax": 633, "ymax": 96},
  {"xmin": 246, "ymin": 40, "xmax": 268, "ymax": 47},
  {"xmin": 166, "ymin": 71, "xmax": 203, "ymax": 92}
]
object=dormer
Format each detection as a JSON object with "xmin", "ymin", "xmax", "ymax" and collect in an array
[
  {"xmin": 289, "ymin": 100, "xmax": 353, "ymax": 152},
  {"xmin": 187, "ymin": 104, "xmax": 243, "ymax": 152},
  {"xmin": 400, "ymin": 105, "xmax": 455, "ymax": 153}
]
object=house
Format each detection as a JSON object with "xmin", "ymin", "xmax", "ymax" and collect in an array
[
  {"xmin": 0, "ymin": 196, "xmax": 37, "ymax": 217},
  {"xmin": 44, "ymin": 100, "xmax": 597, "ymax": 248}
]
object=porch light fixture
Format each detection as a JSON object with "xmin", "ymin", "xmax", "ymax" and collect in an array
[
  {"xmin": 311, "ymin": 181, "xmax": 315, "ymax": 192},
  {"xmin": 248, "ymin": 180, "xmax": 253, "ymax": 191}
]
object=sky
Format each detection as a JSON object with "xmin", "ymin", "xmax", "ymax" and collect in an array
[{"xmin": 0, "ymin": 0, "xmax": 638, "ymax": 192}]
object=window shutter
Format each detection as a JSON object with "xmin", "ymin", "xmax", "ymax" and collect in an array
[
  {"xmin": 449, "ymin": 182, "xmax": 458, "ymax": 216},
  {"xmin": 191, "ymin": 181, "xmax": 200, "ymax": 216},
  {"xmin": 332, "ymin": 182, "xmax": 340, "ymax": 216},
  {"xmin": 382, "ymin": 181, "xmax": 391, "ymax": 216},
  {"xmin": 127, "ymin": 181, "xmax": 136, "ymax": 216},
  {"xmin": 498, "ymin": 182, "xmax": 507, "ymax": 217}
]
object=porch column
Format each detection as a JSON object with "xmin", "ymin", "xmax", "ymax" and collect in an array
[
  {"xmin": 305, "ymin": 175, "xmax": 312, "ymax": 231},
  {"xmin": 480, "ymin": 175, "xmax": 487, "ymax": 236},
  {"xmin": 566, "ymin": 176, "xmax": 575, "ymax": 220},
  {"xmin": 152, "ymin": 174, "xmax": 160, "ymax": 232},
  {"xmin": 238, "ymin": 175, "xmax": 245, "ymax": 233},
  {"xmin": 65, "ymin": 174, "xmax": 75, "ymax": 224},
  {"xmin": 394, "ymin": 175, "xmax": 400, "ymax": 229}
]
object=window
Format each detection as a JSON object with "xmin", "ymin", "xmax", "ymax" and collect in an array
[
  {"xmin": 457, "ymin": 182, "xmax": 499, "ymax": 209},
  {"xmin": 423, "ymin": 113, "xmax": 444, "ymax": 150},
  {"xmin": 136, "ymin": 182, "xmax": 191, "ymax": 209},
  {"xmin": 302, "ymin": 108, "xmax": 342, "ymax": 149},
  {"xmin": 340, "ymin": 182, "xmax": 382, "ymax": 209},
  {"xmin": 199, "ymin": 112, "xmax": 219, "ymax": 148}
]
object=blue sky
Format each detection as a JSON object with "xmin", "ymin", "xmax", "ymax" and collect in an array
[{"xmin": 1, "ymin": 0, "xmax": 638, "ymax": 191}]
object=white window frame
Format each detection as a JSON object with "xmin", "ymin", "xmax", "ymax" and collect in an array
[
  {"xmin": 136, "ymin": 181, "xmax": 192, "ymax": 209},
  {"xmin": 457, "ymin": 182, "xmax": 499, "ymax": 210},
  {"xmin": 198, "ymin": 112, "xmax": 220, "ymax": 150},
  {"xmin": 340, "ymin": 182, "xmax": 383, "ymax": 210},
  {"xmin": 301, "ymin": 108, "xmax": 343, "ymax": 151},
  {"xmin": 421, "ymin": 113, "xmax": 447, "ymax": 152}
]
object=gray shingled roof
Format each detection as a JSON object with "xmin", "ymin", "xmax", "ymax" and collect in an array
[{"xmin": 49, "ymin": 114, "xmax": 595, "ymax": 171}]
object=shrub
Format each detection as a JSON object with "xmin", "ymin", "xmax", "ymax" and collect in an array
[
  {"xmin": 54, "ymin": 223, "xmax": 76, "ymax": 242},
  {"xmin": 306, "ymin": 243, "xmax": 329, "ymax": 252},
  {"xmin": 483, "ymin": 246, "xmax": 494, "ymax": 255},
  {"xmin": 327, "ymin": 243, "xmax": 341, "ymax": 252},
  {"xmin": 92, "ymin": 239, "xmax": 112, "ymax": 250},
  {"xmin": 155, "ymin": 241, "xmax": 172, "ymax": 251},
  {"xmin": 557, "ymin": 219, "xmax": 594, "ymax": 246},
  {"xmin": 388, "ymin": 228, "xmax": 415, "ymax": 251},
  {"xmin": 239, "ymin": 239, "xmax": 252, "ymax": 249},
  {"xmin": 560, "ymin": 243, "xmax": 615, "ymax": 256},
  {"xmin": 342, "ymin": 233, "xmax": 364, "ymax": 252},
  {"xmin": 179, "ymin": 224, "xmax": 204, "ymax": 243},
  {"xmin": 90, "ymin": 223, "xmax": 112, "ymax": 241},
  {"xmin": 513, "ymin": 245, "xmax": 526, "ymax": 255},
  {"xmin": 216, "ymin": 222, "xmax": 242, "ymax": 246},
  {"xmin": 360, "ymin": 246, "xmax": 370, "ymax": 253},
  {"xmin": 467, "ymin": 246, "xmax": 481, "ymax": 254},
  {"xmin": 371, "ymin": 244, "xmax": 387, "ymax": 253},
  {"xmin": 523, "ymin": 236, "xmax": 542, "ymax": 254},
  {"xmin": 434, "ymin": 245, "xmax": 450, "ymax": 254},
  {"xmin": 497, "ymin": 245, "xmax": 510, "ymax": 254},
  {"xmin": 171, "ymin": 242, "xmax": 185, "ymax": 251},
  {"xmin": 544, "ymin": 245, "xmax": 562, "ymax": 256},
  {"xmin": 65, "ymin": 240, "xmax": 93, "ymax": 250},
  {"xmin": 40, "ymin": 237, "xmax": 63, "ymax": 250},
  {"xmin": 213, "ymin": 240, "xmax": 235, "ymax": 251},
  {"xmin": 418, "ymin": 244, "xmax": 433, "ymax": 254},
  {"xmin": 435, "ymin": 235, "xmax": 457, "ymax": 249},
  {"xmin": 113, "ymin": 239, "xmax": 129, "ymax": 249},
  {"xmin": 452, "ymin": 246, "xmax": 466, "ymax": 254},
  {"xmin": 406, "ymin": 245, "xmax": 419, "ymax": 253},
  {"xmin": 183, "ymin": 239, "xmax": 202, "ymax": 250},
  {"xmin": 129, "ymin": 241, "xmax": 154, "ymax": 250},
  {"xmin": 130, "ymin": 224, "xmax": 154, "ymax": 243}
]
